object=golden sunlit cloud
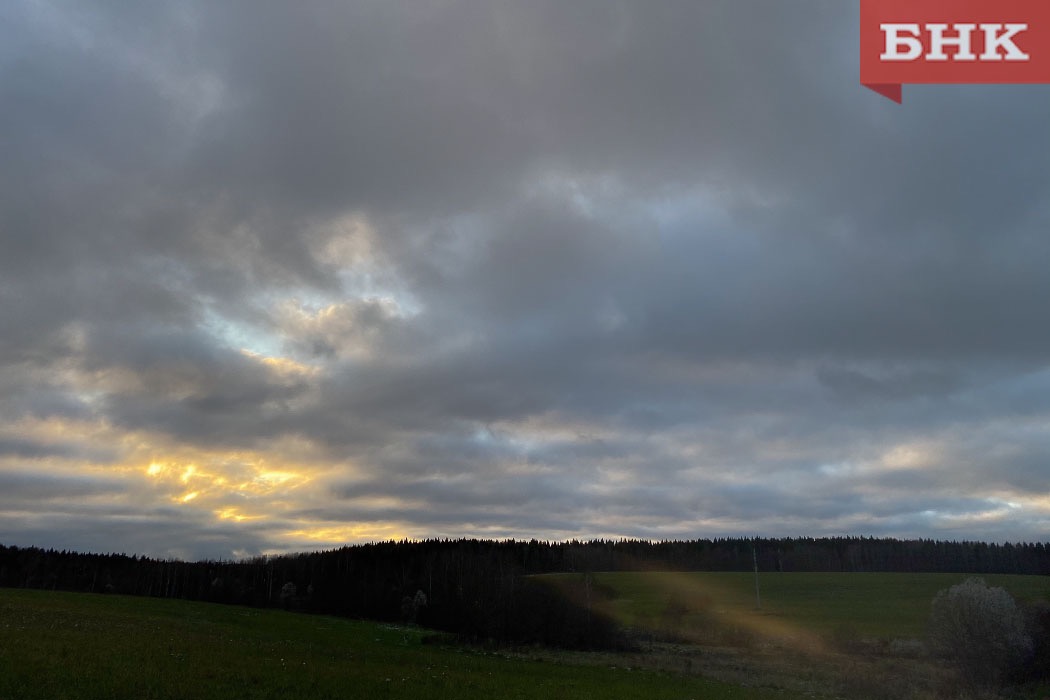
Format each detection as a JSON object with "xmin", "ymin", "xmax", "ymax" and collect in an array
[
  {"xmin": 0, "ymin": 413, "xmax": 371, "ymax": 552},
  {"xmin": 283, "ymin": 523, "xmax": 410, "ymax": 545},
  {"xmin": 141, "ymin": 454, "xmax": 317, "ymax": 509},
  {"xmin": 239, "ymin": 348, "xmax": 319, "ymax": 378},
  {"xmin": 880, "ymin": 441, "xmax": 939, "ymax": 470},
  {"xmin": 252, "ymin": 470, "xmax": 298, "ymax": 488},
  {"xmin": 216, "ymin": 508, "xmax": 262, "ymax": 523}
]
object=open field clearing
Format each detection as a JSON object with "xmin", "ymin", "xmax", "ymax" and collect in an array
[
  {"xmin": 3, "ymin": 573, "xmax": 1050, "ymax": 700},
  {"xmin": 0, "ymin": 588, "xmax": 804, "ymax": 700},
  {"xmin": 537, "ymin": 572, "xmax": 1050, "ymax": 699},
  {"xmin": 545, "ymin": 571, "xmax": 1050, "ymax": 641}
]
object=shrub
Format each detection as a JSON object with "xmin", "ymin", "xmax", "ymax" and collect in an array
[{"xmin": 927, "ymin": 577, "xmax": 1033, "ymax": 688}]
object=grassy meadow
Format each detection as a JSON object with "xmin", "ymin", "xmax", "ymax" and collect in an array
[
  {"xmin": 0, "ymin": 588, "xmax": 803, "ymax": 700},
  {"xmin": 3, "ymin": 572, "xmax": 1049, "ymax": 699},
  {"xmin": 534, "ymin": 571, "xmax": 1050, "ymax": 699},
  {"xmin": 554, "ymin": 571, "xmax": 1050, "ymax": 642}
]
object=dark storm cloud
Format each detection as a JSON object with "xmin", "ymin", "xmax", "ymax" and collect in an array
[
  {"xmin": 816, "ymin": 365, "xmax": 964, "ymax": 402},
  {"xmin": 0, "ymin": 469, "xmax": 278, "ymax": 558},
  {"xmin": 2, "ymin": 0, "xmax": 1049, "ymax": 558},
  {"xmin": 7, "ymin": 510, "xmax": 277, "ymax": 560},
  {"xmin": 81, "ymin": 328, "xmax": 315, "ymax": 443},
  {"xmin": 0, "ymin": 472, "xmax": 123, "ymax": 502},
  {"xmin": 0, "ymin": 438, "xmax": 116, "ymax": 463}
]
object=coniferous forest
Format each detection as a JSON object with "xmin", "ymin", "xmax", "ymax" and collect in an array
[{"xmin": 2, "ymin": 537, "xmax": 1048, "ymax": 649}]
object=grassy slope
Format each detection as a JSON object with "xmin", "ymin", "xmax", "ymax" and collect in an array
[
  {"xmin": 0, "ymin": 588, "xmax": 803, "ymax": 700},
  {"xmin": 535, "ymin": 572, "xmax": 1050, "ymax": 699},
  {"xmin": 553, "ymin": 571, "xmax": 1050, "ymax": 640}
]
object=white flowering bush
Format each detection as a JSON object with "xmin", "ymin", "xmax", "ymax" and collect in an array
[{"xmin": 928, "ymin": 577, "xmax": 1033, "ymax": 688}]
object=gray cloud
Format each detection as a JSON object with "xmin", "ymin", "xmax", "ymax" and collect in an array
[{"xmin": 1, "ymin": 1, "xmax": 1048, "ymax": 559}]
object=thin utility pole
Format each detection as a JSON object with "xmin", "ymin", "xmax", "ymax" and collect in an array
[{"xmin": 752, "ymin": 540, "xmax": 761, "ymax": 610}]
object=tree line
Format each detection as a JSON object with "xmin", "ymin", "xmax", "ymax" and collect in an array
[{"xmin": 2, "ymin": 537, "xmax": 1048, "ymax": 648}]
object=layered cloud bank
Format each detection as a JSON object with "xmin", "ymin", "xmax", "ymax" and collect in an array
[{"xmin": 2, "ymin": 1, "xmax": 1049, "ymax": 559}]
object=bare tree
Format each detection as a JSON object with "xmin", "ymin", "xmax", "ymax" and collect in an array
[
  {"xmin": 401, "ymin": 589, "xmax": 427, "ymax": 623},
  {"xmin": 280, "ymin": 581, "xmax": 297, "ymax": 610}
]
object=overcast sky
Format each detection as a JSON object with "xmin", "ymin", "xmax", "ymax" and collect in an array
[{"xmin": 2, "ymin": 1, "xmax": 1049, "ymax": 560}]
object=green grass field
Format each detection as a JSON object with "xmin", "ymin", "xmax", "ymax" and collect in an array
[
  {"xmin": 3, "ymin": 574, "xmax": 1049, "ymax": 699},
  {"xmin": 547, "ymin": 571, "xmax": 1050, "ymax": 641},
  {"xmin": 0, "ymin": 588, "xmax": 804, "ymax": 700}
]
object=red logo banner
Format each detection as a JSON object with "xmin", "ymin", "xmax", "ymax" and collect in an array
[{"xmin": 860, "ymin": 0, "xmax": 1050, "ymax": 103}]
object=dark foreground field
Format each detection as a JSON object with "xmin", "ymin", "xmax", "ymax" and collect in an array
[
  {"xmin": 0, "ymin": 588, "xmax": 801, "ymax": 700},
  {"xmin": 3, "ymin": 572, "xmax": 1049, "ymax": 699}
]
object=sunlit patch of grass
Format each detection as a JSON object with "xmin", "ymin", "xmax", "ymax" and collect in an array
[
  {"xmin": 541, "ymin": 572, "xmax": 1050, "ymax": 699},
  {"xmin": 550, "ymin": 572, "xmax": 1050, "ymax": 643},
  {"xmin": 0, "ymin": 589, "xmax": 807, "ymax": 700}
]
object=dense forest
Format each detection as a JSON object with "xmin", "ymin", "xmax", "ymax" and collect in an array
[{"xmin": 2, "ymin": 537, "xmax": 1048, "ymax": 648}]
